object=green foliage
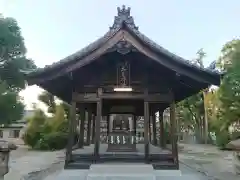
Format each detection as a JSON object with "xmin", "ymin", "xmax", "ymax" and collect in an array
[
  {"xmin": 38, "ymin": 91, "xmax": 56, "ymax": 114},
  {"xmin": 35, "ymin": 132, "xmax": 68, "ymax": 150},
  {"xmin": 163, "ymin": 123, "xmax": 171, "ymax": 144},
  {"xmin": 0, "ymin": 14, "xmax": 36, "ymax": 125},
  {"xmin": 217, "ymin": 39, "xmax": 240, "ymax": 70},
  {"xmin": 48, "ymin": 105, "xmax": 69, "ymax": 133},
  {"xmin": 218, "ymin": 43, "xmax": 240, "ymax": 131},
  {"xmin": 22, "ymin": 109, "xmax": 47, "ymax": 148},
  {"xmin": 23, "ymin": 105, "xmax": 70, "ymax": 150},
  {"xmin": 176, "ymin": 87, "xmax": 205, "ymax": 142},
  {"xmin": 0, "ymin": 15, "xmax": 36, "ymax": 91},
  {"xmin": 0, "ymin": 82, "xmax": 24, "ymax": 124},
  {"xmin": 215, "ymin": 130, "xmax": 230, "ymax": 149}
]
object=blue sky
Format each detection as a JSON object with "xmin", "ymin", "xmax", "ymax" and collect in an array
[{"xmin": 0, "ymin": 0, "xmax": 239, "ymax": 108}]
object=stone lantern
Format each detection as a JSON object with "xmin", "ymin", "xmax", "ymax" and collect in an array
[{"xmin": 0, "ymin": 141, "xmax": 17, "ymax": 177}]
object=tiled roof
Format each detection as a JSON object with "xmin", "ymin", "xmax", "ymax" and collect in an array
[{"xmin": 27, "ymin": 5, "xmax": 222, "ymax": 78}]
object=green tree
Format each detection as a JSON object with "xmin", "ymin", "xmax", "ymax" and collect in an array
[
  {"xmin": 218, "ymin": 43, "xmax": 240, "ymax": 131},
  {"xmin": 217, "ymin": 39, "xmax": 240, "ymax": 70},
  {"xmin": 0, "ymin": 14, "xmax": 36, "ymax": 124},
  {"xmin": 38, "ymin": 90, "xmax": 70, "ymax": 118},
  {"xmin": 176, "ymin": 49, "xmax": 207, "ymax": 143},
  {"xmin": 38, "ymin": 91, "xmax": 56, "ymax": 113}
]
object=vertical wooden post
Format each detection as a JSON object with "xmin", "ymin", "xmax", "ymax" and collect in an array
[
  {"xmin": 86, "ymin": 108, "xmax": 92, "ymax": 145},
  {"xmin": 149, "ymin": 115, "xmax": 152, "ymax": 143},
  {"xmin": 94, "ymin": 88, "xmax": 102, "ymax": 160},
  {"xmin": 65, "ymin": 100, "xmax": 76, "ymax": 165},
  {"xmin": 159, "ymin": 112, "xmax": 165, "ymax": 148},
  {"xmin": 152, "ymin": 112, "xmax": 157, "ymax": 145},
  {"xmin": 133, "ymin": 114, "xmax": 137, "ymax": 143},
  {"xmin": 78, "ymin": 106, "xmax": 85, "ymax": 148},
  {"xmin": 170, "ymin": 99, "xmax": 179, "ymax": 169},
  {"xmin": 144, "ymin": 91, "xmax": 149, "ymax": 161},
  {"xmin": 91, "ymin": 114, "xmax": 96, "ymax": 144},
  {"xmin": 107, "ymin": 115, "xmax": 110, "ymax": 143},
  {"xmin": 107, "ymin": 115, "xmax": 110, "ymax": 135}
]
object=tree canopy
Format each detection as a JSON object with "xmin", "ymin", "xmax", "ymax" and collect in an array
[
  {"xmin": 218, "ymin": 42, "xmax": 240, "ymax": 131},
  {"xmin": 0, "ymin": 14, "xmax": 36, "ymax": 124},
  {"xmin": 176, "ymin": 40, "xmax": 240, "ymax": 147}
]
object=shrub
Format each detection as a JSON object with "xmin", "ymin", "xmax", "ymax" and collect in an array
[
  {"xmin": 23, "ymin": 106, "xmax": 70, "ymax": 151},
  {"xmin": 22, "ymin": 130, "xmax": 41, "ymax": 148},
  {"xmin": 22, "ymin": 109, "xmax": 47, "ymax": 148},
  {"xmin": 35, "ymin": 131, "xmax": 68, "ymax": 150},
  {"xmin": 215, "ymin": 130, "xmax": 230, "ymax": 149}
]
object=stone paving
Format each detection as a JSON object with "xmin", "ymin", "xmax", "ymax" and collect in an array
[
  {"xmin": 179, "ymin": 143, "xmax": 240, "ymax": 180},
  {"xmin": 4, "ymin": 144, "xmax": 240, "ymax": 180},
  {"xmin": 4, "ymin": 148, "xmax": 65, "ymax": 180},
  {"xmin": 43, "ymin": 163, "xmax": 210, "ymax": 180}
]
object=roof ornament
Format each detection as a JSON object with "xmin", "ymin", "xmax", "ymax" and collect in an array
[{"xmin": 110, "ymin": 5, "xmax": 138, "ymax": 30}]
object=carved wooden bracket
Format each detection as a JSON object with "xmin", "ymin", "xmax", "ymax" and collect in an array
[{"xmin": 107, "ymin": 40, "xmax": 137, "ymax": 55}]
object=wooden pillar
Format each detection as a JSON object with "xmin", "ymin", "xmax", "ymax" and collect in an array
[
  {"xmin": 144, "ymin": 100, "xmax": 149, "ymax": 161},
  {"xmin": 149, "ymin": 115, "xmax": 152, "ymax": 143},
  {"xmin": 133, "ymin": 114, "xmax": 137, "ymax": 143},
  {"xmin": 107, "ymin": 114, "xmax": 110, "ymax": 143},
  {"xmin": 65, "ymin": 100, "xmax": 76, "ymax": 165},
  {"xmin": 94, "ymin": 88, "xmax": 102, "ymax": 159},
  {"xmin": 152, "ymin": 112, "xmax": 157, "ymax": 145},
  {"xmin": 159, "ymin": 112, "xmax": 165, "ymax": 148},
  {"xmin": 86, "ymin": 108, "xmax": 92, "ymax": 145},
  {"xmin": 78, "ymin": 106, "xmax": 85, "ymax": 148},
  {"xmin": 91, "ymin": 114, "xmax": 96, "ymax": 144},
  {"xmin": 107, "ymin": 115, "xmax": 110, "ymax": 135},
  {"xmin": 170, "ymin": 99, "xmax": 179, "ymax": 169}
]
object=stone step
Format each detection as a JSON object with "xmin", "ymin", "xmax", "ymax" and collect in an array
[
  {"xmin": 45, "ymin": 170, "xmax": 203, "ymax": 180},
  {"xmin": 46, "ymin": 165, "xmax": 205, "ymax": 180}
]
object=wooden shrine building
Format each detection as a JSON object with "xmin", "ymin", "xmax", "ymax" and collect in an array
[{"xmin": 26, "ymin": 6, "xmax": 221, "ymax": 170}]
